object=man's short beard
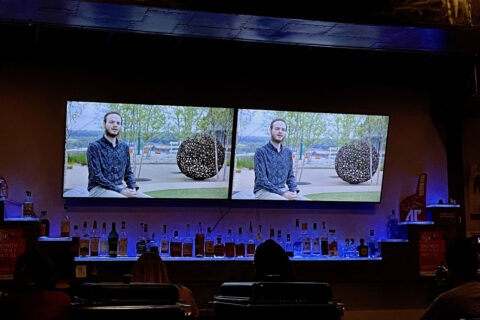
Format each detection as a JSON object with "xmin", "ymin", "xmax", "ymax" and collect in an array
[
  {"xmin": 105, "ymin": 130, "xmax": 119, "ymax": 138},
  {"xmin": 271, "ymin": 136, "xmax": 284, "ymax": 144}
]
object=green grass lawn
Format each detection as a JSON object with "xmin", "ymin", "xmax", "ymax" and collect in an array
[
  {"xmin": 305, "ymin": 191, "xmax": 381, "ymax": 202},
  {"xmin": 145, "ymin": 187, "xmax": 228, "ymax": 199}
]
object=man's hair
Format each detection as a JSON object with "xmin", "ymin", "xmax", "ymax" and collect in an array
[
  {"xmin": 270, "ymin": 118, "xmax": 287, "ymax": 131},
  {"xmin": 446, "ymin": 238, "xmax": 479, "ymax": 281},
  {"xmin": 104, "ymin": 111, "xmax": 123, "ymax": 124}
]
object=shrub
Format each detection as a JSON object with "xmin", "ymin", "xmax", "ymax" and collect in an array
[
  {"xmin": 237, "ymin": 157, "xmax": 254, "ymax": 170},
  {"xmin": 68, "ymin": 152, "xmax": 88, "ymax": 166}
]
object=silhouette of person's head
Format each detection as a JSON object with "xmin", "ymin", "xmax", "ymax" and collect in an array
[
  {"xmin": 446, "ymin": 238, "xmax": 479, "ymax": 285},
  {"xmin": 51, "ymin": 247, "xmax": 75, "ymax": 288},
  {"xmin": 131, "ymin": 252, "xmax": 170, "ymax": 283},
  {"xmin": 254, "ymin": 239, "xmax": 294, "ymax": 281},
  {"xmin": 14, "ymin": 249, "xmax": 55, "ymax": 289}
]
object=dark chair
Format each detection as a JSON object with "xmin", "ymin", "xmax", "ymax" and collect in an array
[
  {"xmin": 213, "ymin": 282, "xmax": 344, "ymax": 320},
  {"xmin": 72, "ymin": 282, "xmax": 186, "ymax": 320}
]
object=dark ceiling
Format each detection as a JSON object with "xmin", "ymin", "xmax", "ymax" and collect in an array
[
  {"xmin": 1, "ymin": 0, "xmax": 480, "ymax": 53},
  {"xmin": 0, "ymin": 0, "xmax": 477, "ymax": 101}
]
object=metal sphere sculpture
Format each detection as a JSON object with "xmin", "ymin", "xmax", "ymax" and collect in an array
[
  {"xmin": 177, "ymin": 134, "xmax": 226, "ymax": 180},
  {"xmin": 335, "ymin": 141, "xmax": 379, "ymax": 184}
]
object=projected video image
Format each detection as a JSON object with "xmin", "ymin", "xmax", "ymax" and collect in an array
[
  {"xmin": 63, "ymin": 102, "xmax": 234, "ymax": 199},
  {"xmin": 232, "ymin": 109, "xmax": 389, "ymax": 202}
]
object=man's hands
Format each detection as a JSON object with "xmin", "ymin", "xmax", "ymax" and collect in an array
[
  {"xmin": 282, "ymin": 191, "xmax": 298, "ymax": 200},
  {"xmin": 120, "ymin": 188, "xmax": 137, "ymax": 198}
]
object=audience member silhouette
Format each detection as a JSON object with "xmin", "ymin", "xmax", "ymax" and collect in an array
[
  {"xmin": 50, "ymin": 247, "xmax": 75, "ymax": 292},
  {"xmin": 254, "ymin": 239, "xmax": 294, "ymax": 281},
  {"xmin": 131, "ymin": 252, "xmax": 199, "ymax": 318},
  {"xmin": 10, "ymin": 249, "xmax": 71, "ymax": 320},
  {"xmin": 420, "ymin": 238, "xmax": 480, "ymax": 320}
]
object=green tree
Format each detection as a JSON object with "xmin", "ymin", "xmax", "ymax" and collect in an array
[
  {"xmin": 109, "ymin": 104, "xmax": 167, "ymax": 179},
  {"xmin": 197, "ymin": 107, "xmax": 234, "ymax": 181},
  {"xmin": 66, "ymin": 101, "xmax": 86, "ymax": 140},
  {"xmin": 169, "ymin": 106, "xmax": 205, "ymax": 142},
  {"xmin": 354, "ymin": 115, "xmax": 389, "ymax": 185},
  {"xmin": 329, "ymin": 114, "xmax": 363, "ymax": 147},
  {"xmin": 273, "ymin": 111, "xmax": 327, "ymax": 181}
]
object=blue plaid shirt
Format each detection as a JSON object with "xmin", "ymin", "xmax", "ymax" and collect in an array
[
  {"xmin": 87, "ymin": 136, "xmax": 137, "ymax": 192},
  {"xmin": 254, "ymin": 142, "xmax": 298, "ymax": 195}
]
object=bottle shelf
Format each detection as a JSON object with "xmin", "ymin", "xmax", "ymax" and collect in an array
[
  {"xmin": 38, "ymin": 236, "xmax": 72, "ymax": 241},
  {"xmin": 380, "ymin": 238, "xmax": 408, "ymax": 243},
  {"xmin": 397, "ymin": 221, "xmax": 434, "ymax": 226},
  {"xmin": 74, "ymin": 256, "xmax": 382, "ymax": 262},
  {"xmin": 426, "ymin": 204, "xmax": 460, "ymax": 208},
  {"xmin": 4, "ymin": 217, "xmax": 39, "ymax": 222}
]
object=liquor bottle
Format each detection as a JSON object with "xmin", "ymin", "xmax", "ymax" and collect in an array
[
  {"xmin": 311, "ymin": 223, "xmax": 320, "ymax": 255},
  {"xmin": 235, "ymin": 227, "xmax": 245, "ymax": 257},
  {"xmin": 108, "ymin": 222, "xmax": 119, "ymax": 257},
  {"xmin": 182, "ymin": 224, "xmax": 193, "ymax": 257},
  {"xmin": 71, "ymin": 225, "xmax": 80, "ymax": 257},
  {"xmin": 293, "ymin": 219, "xmax": 302, "ymax": 257},
  {"xmin": 321, "ymin": 221, "xmax": 328, "ymax": 256},
  {"xmin": 301, "ymin": 223, "xmax": 311, "ymax": 255},
  {"xmin": 350, "ymin": 238, "xmax": 358, "ymax": 258},
  {"xmin": 136, "ymin": 223, "xmax": 146, "ymax": 256},
  {"xmin": 147, "ymin": 233, "xmax": 159, "ymax": 253},
  {"xmin": 39, "ymin": 210, "xmax": 50, "ymax": 237},
  {"xmin": 214, "ymin": 235, "xmax": 225, "ymax": 258},
  {"xmin": 144, "ymin": 224, "xmax": 150, "ymax": 245},
  {"xmin": 276, "ymin": 230, "xmax": 284, "ymax": 249},
  {"xmin": 22, "ymin": 191, "xmax": 34, "ymax": 218},
  {"xmin": 285, "ymin": 234, "xmax": 293, "ymax": 257},
  {"xmin": 99, "ymin": 222, "xmax": 109, "ymax": 256},
  {"xmin": 78, "ymin": 221, "xmax": 90, "ymax": 257},
  {"xmin": 90, "ymin": 220, "xmax": 99, "ymax": 257},
  {"xmin": 225, "ymin": 229, "xmax": 235, "ymax": 258},
  {"xmin": 387, "ymin": 210, "xmax": 399, "ymax": 239},
  {"xmin": 205, "ymin": 227, "xmax": 215, "ymax": 257},
  {"xmin": 358, "ymin": 238, "xmax": 368, "ymax": 257},
  {"xmin": 269, "ymin": 228, "xmax": 275, "ymax": 240},
  {"xmin": 170, "ymin": 231, "xmax": 182, "ymax": 257},
  {"xmin": 60, "ymin": 203, "xmax": 70, "ymax": 237},
  {"xmin": 118, "ymin": 221, "xmax": 128, "ymax": 257},
  {"xmin": 341, "ymin": 238, "xmax": 350, "ymax": 258},
  {"xmin": 256, "ymin": 224, "xmax": 263, "ymax": 245},
  {"xmin": 368, "ymin": 229, "xmax": 381, "ymax": 258},
  {"xmin": 160, "ymin": 224, "xmax": 169, "ymax": 256},
  {"xmin": 328, "ymin": 229, "xmax": 338, "ymax": 257},
  {"xmin": 195, "ymin": 222, "xmax": 205, "ymax": 258},
  {"xmin": 246, "ymin": 221, "xmax": 256, "ymax": 258}
]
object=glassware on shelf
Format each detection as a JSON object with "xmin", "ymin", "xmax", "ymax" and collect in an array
[
  {"xmin": 90, "ymin": 220, "xmax": 99, "ymax": 257},
  {"xmin": 118, "ymin": 221, "xmax": 128, "ymax": 257},
  {"xmin": 205, "ymin": 227, "xmax": 215, "ymax": 257},
  {"xmin": 39, "ymin": 210, "xmax": 50, "ymax": 237},
  {"xmin": 22, "ymin": 191, "xmax": 34, "ymax": 218},
  {"xmin": 195, "ymin": 222, "xmax": 205, "ymax": 258},
  {"xmin": 170, "ymin": 231, "xmax": 182, "ymax": 257},
  {"xmin": 214, "ymin": 235, "xmax": 225, "ymax": 258},
  {"xmin": 108, "ymin": 222, "xmax": 118, "ymax": 257},
  {"xmin": 99, "ymin": 222, "xmax": 109, "ymax": 256},
  {"xmin": 60, "ymin": 203, "xmax": 70, "ymax": 237},
  {"xmin": 160, "ymin": 224, "xmax": 169, "ymax": 257},
  {"xmin": 183, "ymin": 224, "xmax": 193, "ymax": 257}
]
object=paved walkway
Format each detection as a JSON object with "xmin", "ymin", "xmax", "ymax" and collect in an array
[
  {"xmin": 232, "ymin": 167, "xmax": 383, "ymax": 195},
  {"xmin": 64, "ymin": 163, "xmax": 383, "ymax": 194},
  {"xmin": 64, "ymin": 163, "xmax": 230, "ymax": 191}
]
